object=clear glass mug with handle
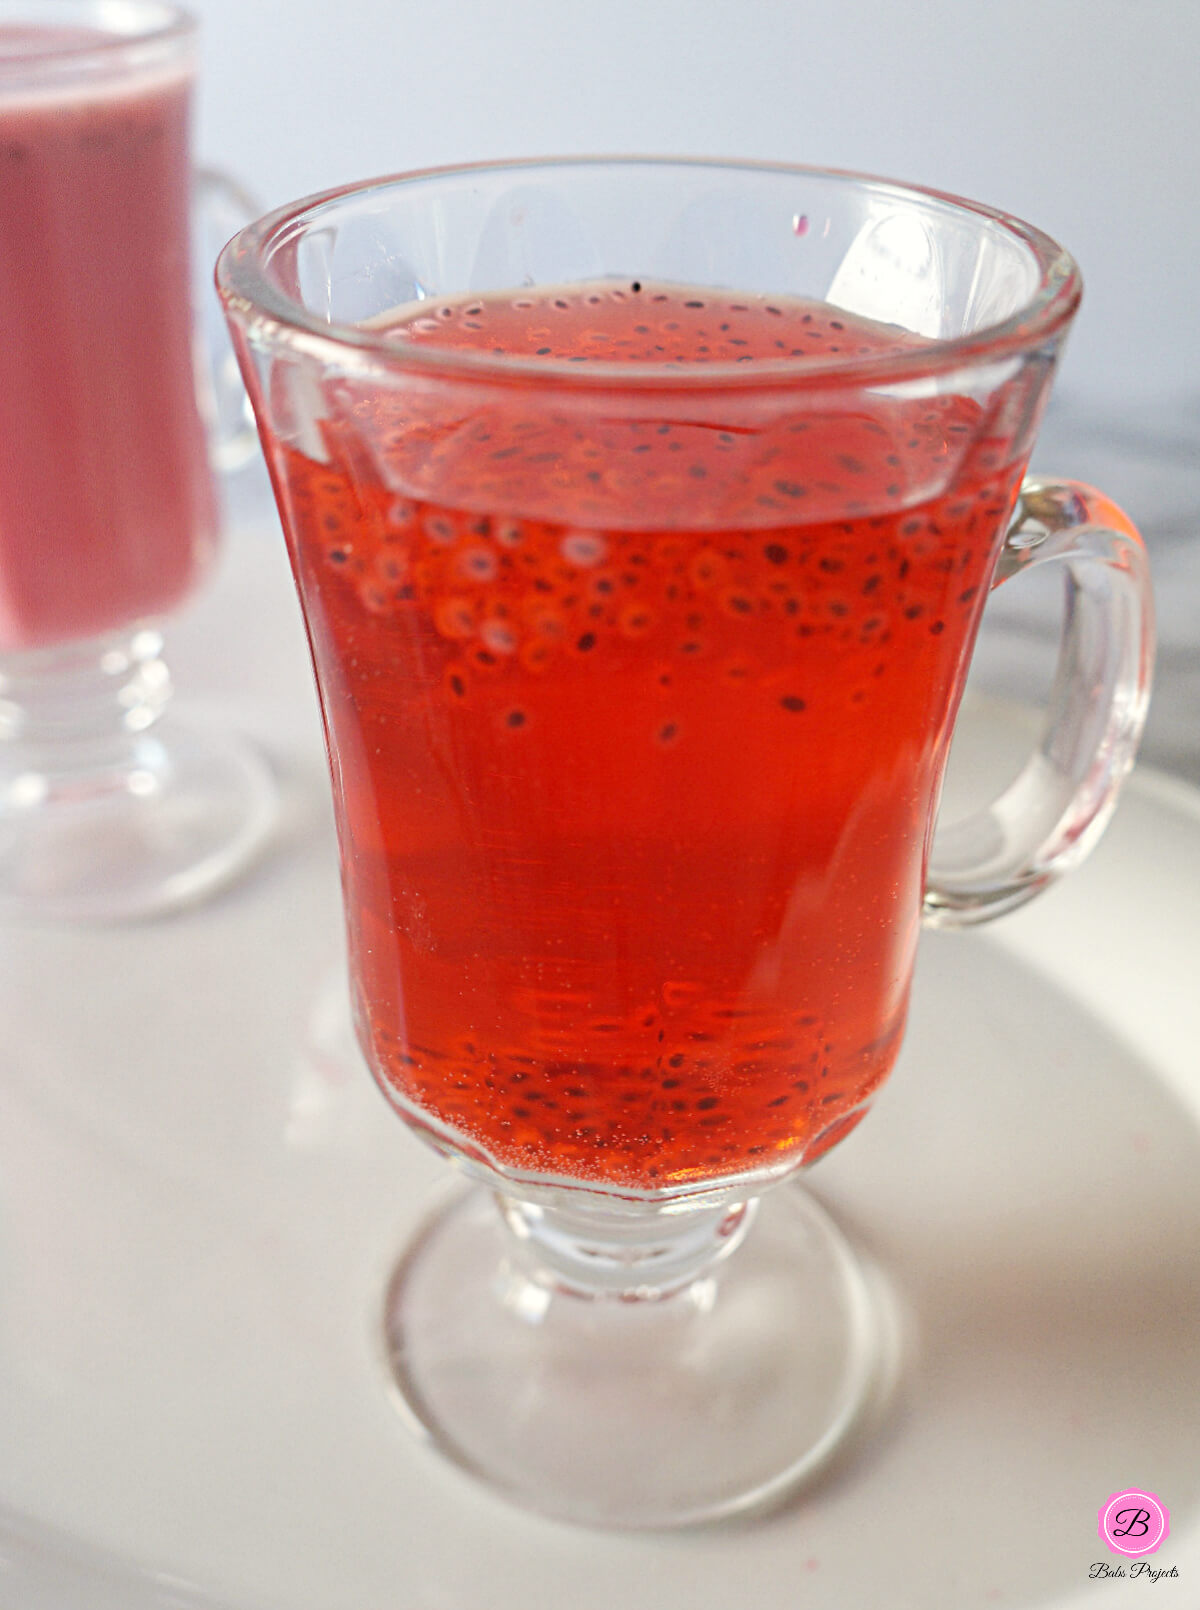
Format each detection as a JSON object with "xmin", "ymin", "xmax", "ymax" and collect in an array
[
  {"xmin": 0, "ymin": 1, "xmax": 276, "ymax": 921},
  {"xmin": 218, "ymin": 157, "xmax": 1153, "ymax": 1527}
]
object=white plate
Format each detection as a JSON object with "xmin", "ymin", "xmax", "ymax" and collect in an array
[{"xmin": 0, "ymin": 510, "xmax": 1195, "ymax": 1610}]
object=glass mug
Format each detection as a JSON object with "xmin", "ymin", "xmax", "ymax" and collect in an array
[
  {"xmin": 219, "ymin": 158, "xmax": 1153, "ymax": 1527},
  {"xmin": 0, "ymin": 1, "xmax": 276, "ymax": 921}
]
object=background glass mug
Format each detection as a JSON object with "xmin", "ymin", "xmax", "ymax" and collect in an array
[
  {"xmin": 219, "ymin": 158, "xmax": 1153, "ymax": 1527},
  {"xmin": 0, "ymin": 1, "xmax": 276, "ymax": 921}
]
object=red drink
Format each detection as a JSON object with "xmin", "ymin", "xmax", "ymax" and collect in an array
[
  {"xmin": 0, "ymin": 26, "xmax": 215, "ymax": 651},
  {"xmin": 267, "ymin": 285, "xmax": 1030, "ymax": 1190}
]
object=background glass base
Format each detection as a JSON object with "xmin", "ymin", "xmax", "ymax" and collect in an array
[
  {"xmin": 382, "ymin": 1181, "xmax": 888, "ymax": 1529},
  {"xmin": 0, "ymin": 718, "xmax": 277, "ymax": 923}
]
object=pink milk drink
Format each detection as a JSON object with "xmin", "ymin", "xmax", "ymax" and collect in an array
[
  {"xmin": 0, "ymin": 5, "xmax": 275, "ymax": 921},
  {"xmin": 0, "ymin": 16, "xmax": 216, "ymax": 649}
]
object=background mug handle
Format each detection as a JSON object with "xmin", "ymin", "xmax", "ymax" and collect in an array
[
  {"xmin": 193, "ymin": 167, "xmax": 262, "ymax": 475},
  {"xmin": 925, "ymin": 478, "xmax": 1155, "ymax": 927}
]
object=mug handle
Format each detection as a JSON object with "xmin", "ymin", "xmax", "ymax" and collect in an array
[
  {"xmin": 924, "ymin": 478, "xmax": 1155, "ymax": 927},
  {"xmin": 193, "ymin": 166, "xmax": 262, "ymax": 474}
]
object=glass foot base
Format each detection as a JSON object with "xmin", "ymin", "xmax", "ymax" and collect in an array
[
  {"xmin": 0, "ymin": 719, "xmax": 277, "ymax": 922},
  {"xmin": 382, "ymin": 1182, "xmax": 888, "ymax": 1529}
]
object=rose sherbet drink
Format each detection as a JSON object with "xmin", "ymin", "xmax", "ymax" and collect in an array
[
  {"xmin": 268, "ymin": 283, "xmax": 1027, "ymax": 1190},
  {"xmin": 0, "ymin": 23, "xmax": 214, "ymax": 650},
  {"xmin": 221, "ymin": 156, "xmax": 1153, "ymax": 1524},
  {"xmin": 0, "ymin": 8, "xmax": 274, "ymax": 923}
]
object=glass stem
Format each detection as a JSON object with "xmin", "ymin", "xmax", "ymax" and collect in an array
[
  {"xmin": 497, "ymin": 1194, "xmax": 758, "ymax": 1299},
  {"xmin": 0, "ymin": 627, "xmax": 173, "ymax": 811}
]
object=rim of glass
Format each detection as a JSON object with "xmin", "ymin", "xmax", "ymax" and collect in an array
[
  {"xmin": 0, "ymin": 1, "xmax": 195, "ymax": 72},
  {"xmin": 218, "ymin": 155, "xmax": 1083, "ymax": 392}
]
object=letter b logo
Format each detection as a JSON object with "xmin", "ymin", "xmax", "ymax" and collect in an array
[
  {"xmin": 1113, "ymin": 1507, "xmax": 1150, "ymax": 1538},
  {"xmin": 1100, "ymin": 1492, "xmax": 1169, "ymax": 1557}
]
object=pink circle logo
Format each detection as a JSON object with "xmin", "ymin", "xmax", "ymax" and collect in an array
[{"xmin": 1099, "ymin": 1491, "xmax": 1170, "ymax": 1556}]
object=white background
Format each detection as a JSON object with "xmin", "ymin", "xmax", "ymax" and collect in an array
[{"xmin": 187, "ymin": 0, "xmax": 1198, "ymax": 410}]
